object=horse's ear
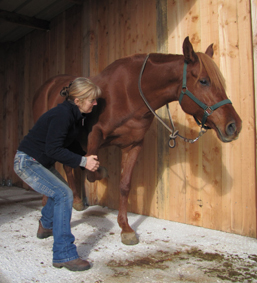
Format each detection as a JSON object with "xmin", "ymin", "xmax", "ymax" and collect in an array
[
  {"xmin": 183, "ymin": 36, "xmax": 198, "ymax": 64},
  {"xmin": 205, "ymin": 43, "xmax": 214, "ymax": 58}
]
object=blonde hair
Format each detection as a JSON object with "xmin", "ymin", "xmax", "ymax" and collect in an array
[{"xmin": 60, "ymin": 77, "xmax": 101, "ymax": 102}]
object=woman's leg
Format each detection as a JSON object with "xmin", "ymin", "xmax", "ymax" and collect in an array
[
  {"xmin": 14, "ymin": 151, "xmax": 78, "ymax": 263},
  {"xmin": 40, "ymin": 166, "xmax": 69, "ymax": 230}
]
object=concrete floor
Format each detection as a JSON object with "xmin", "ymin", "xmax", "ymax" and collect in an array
[{"xmin": 0, "ymin": 186, "xmax": 257, "ymax": 283}]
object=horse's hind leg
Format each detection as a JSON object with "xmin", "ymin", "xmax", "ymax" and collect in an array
[
  {"xmin": 42, "ymin": 195, "xmax": 48, "ymax": 206},
  {"xmin": 64, "ymin": 165, "xmax": 85, "ymax": 211},
  {"xmin": 118, "ymin": 143, "xmax": 143, "ymax": 245}
]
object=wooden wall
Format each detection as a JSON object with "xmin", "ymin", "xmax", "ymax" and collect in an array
[
  {"xmin": 0, "ymin": 0, "xmax": 256, "ymax": 238},
  {"xmin": 164, "ymin": 0, "xmax": 256, "ymax": 236}
]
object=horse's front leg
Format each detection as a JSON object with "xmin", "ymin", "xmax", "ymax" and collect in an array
[
  {"xmin": 64, "ymin": 165, "xmax": 85, "ymax": 211},
  {"xmin": 118, "ymin": 143, "xmax": 143, "ymax": 245},
  {"xmin": 86, "ymin": 126, "xmax": 108, "ymax": 182}
]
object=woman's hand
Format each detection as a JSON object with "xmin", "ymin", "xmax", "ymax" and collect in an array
[{"xmin": 85, "ymin": 155, "xmax": 100, "ymax": 172}]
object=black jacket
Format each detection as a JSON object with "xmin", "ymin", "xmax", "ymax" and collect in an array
[{"xmin": 18, "ymin": 100, "xmax": 86, "ymax": 168}]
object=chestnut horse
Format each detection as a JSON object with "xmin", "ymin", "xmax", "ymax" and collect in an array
[{"xmin": 33, "ymin": 37, "xmax": 242, "ymax": 245}]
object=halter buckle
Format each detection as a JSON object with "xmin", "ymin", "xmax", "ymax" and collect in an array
[
  {"xmin": 181, "ymin": 86, "xmax": 187, "ymax": 93},
  {"xmin": 204, "ymin": 107, "xmax": 213, "ymax": 116}
]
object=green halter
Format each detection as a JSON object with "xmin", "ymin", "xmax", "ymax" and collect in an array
[{"xmin": 179, "ymin": 63, "xmax": 232, "ymax": 129}]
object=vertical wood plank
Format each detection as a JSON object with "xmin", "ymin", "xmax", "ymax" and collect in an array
[
  {"xmin": 168, "ymin": 0, "xmax": 204, "ymax": 228},
  {"xmin": 94, "ymin": 0, "xmax": 109, "ymax": 207},
  {"xmin": 199, "ymin": 0, "xmax": 223, "ymax": 232},
  {"xmin": 49, "ymin": 13, "xmax": 66, "ymax": 77},
  {"xmin": 47, "ymin": 15, "xmax": 67, "ymax": 181},
  {"xmin": 14, "ymin": 41, "xmax": 26, "ymax": 186},
  {"xmin": 129, "ymin": 0, "xmax": 157, "ymax": 215},
  {"xmin": 65, "ymin": 5, "xmax": 82, "ymax": 76},
  {"xmin": 218, "ymin": 0, "xmax": 241, "ymax": 234},
  {"xmin": 251, "ymin": 0, "xmax": 257, "ymax": 237},
  {"xmin": 156, "ymin": 0, "xmax": 169, "ymax": 220},
  {"xmin": 79, "ymin": 0, "xmax": 92, "ymax": 203},
  {"xmin": 84, "ymin": 0, "xmax": 99, "ymax": 205},
  {"xmin": 82, "ymin": 0, "xmax": 91, "ymax": 78},
  {"xmin": 0, "ymin": 44, "xmax": 6, "ymax": 183},
  {"xmin": 20, "ymin": 35, "xmax": 32, "ymax": 190},
  {"xmin": 167, "ymin": 0, "xmax": 188, "ymax": 224},
  {"xmin": 137, "ymin": 0, "xmax": 158, "ymax": 217},
  {"xmin": 182, "ymin": 0, "xmax": 204, "ymax": 228},
  {"xmin": 4, "ymin": 44, "xmax": 17, "ymax": 183},
  {"xmin": 237, "ymin": 0, "xmax": 256, "ymax": 236}
]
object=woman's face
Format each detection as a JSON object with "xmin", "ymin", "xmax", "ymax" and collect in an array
[{"xmin": 75, "ymin": 97, "xmax": 97, "ymax": 113}]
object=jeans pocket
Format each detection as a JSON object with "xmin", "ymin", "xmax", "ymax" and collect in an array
[{"xmin": 14, "ymin": 152, "xmax": 33, "ymax": 180}]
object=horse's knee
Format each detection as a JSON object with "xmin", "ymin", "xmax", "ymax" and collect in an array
[
  {"xmin": 120, "ymin": 176, "xmax": 132, "ymax": 196},
  {"xmin": 120, "ymin": 186, "xmax": 130, "ymax": 197}
]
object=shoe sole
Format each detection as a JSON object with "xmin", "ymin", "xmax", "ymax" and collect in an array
[
  {"xmin": 37, "ymin": 233, "xmax": 53, "ymax": 239},
  {"xmin": 53, "ymin": 263, "xmax": 91, "ymax": 271}
]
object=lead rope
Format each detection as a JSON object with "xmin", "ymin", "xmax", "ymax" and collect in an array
[{"xmin": 138, "ymin": 54, "xmax": 207, "ymax": 148}]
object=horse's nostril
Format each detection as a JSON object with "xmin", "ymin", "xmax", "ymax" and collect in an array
[{"xmin": 226, "ymin": 122, "xmax": 237, "ymax": 136}]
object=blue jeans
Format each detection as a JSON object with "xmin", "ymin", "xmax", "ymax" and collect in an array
[{"xmin": 14, "ymin": 150, "xmax": 79, "ymax": 263}]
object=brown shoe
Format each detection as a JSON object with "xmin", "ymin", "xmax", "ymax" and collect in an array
[
  {"xmin": 37, "ymin": 221, "xmax": 53, "ymax": 239},
  {"xmin": 53, "ymin": 258, "xmax": 91, "ymax": 271}
]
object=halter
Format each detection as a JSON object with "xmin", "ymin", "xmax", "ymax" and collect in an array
[
  {"xmin": 138, "ymin": 54, "xmax": 232, "ymax": 148},
  {"xmin": 179, "ymin": 63, "xmax": 232, "ymax": 130}
]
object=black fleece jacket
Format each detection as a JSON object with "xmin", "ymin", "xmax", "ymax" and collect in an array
[{"xmin": 18, "ymin": 100, "xmax": 86, "ymax": 169}]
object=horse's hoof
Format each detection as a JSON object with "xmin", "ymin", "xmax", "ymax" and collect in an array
[
  {"xmin": 87, "ymin": 166, "xmax": 108, "ymax": 182},
  {"xmin": 121, "ymin": 232, "xmax": 139, "ymax": 245},
  {"xmin": 73, "ymin": 201, "xmax": 85, "ymax": 211}
]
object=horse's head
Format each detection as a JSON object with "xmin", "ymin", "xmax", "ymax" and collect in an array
[{"xmin": 179, "ymin": 37, "xmax": 242, "ymax": 142}]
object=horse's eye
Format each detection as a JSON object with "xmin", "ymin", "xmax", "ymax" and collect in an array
[{"xmin": 199, "ymin": 79, "xmax": 208, "ymax": 86}]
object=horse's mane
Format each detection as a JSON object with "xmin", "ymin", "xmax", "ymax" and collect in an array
[{"xmin": 196, "ymin": 52, "xmax": 226, "ymax": 91}]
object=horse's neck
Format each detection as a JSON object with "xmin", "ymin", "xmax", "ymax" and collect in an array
[
  {"xmin": 142, "ymin": 54, "xmax": 184, "ymax": 111},
  {"xmin": 92, "ymin": 53, "xmax": 184, "ymax": 115}
]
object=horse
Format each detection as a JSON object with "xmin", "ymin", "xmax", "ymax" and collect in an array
[{"xmin": 32, "ymin": 37, "xmax": 242, "ymax": 245}]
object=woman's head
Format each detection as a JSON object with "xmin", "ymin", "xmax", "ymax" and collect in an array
[{"xmin": 60, "ymin": 77, "xmax": 101, "ymax": 113}]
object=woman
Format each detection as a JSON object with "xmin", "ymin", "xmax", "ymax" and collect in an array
[{"xmin": 14, "ymin": 77, "xmax": 101, "ymax": 271}]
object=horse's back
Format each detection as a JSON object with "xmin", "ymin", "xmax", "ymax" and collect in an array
[
  {"xmin": 32, "ymin": 54, "xmax": 150, "ymax": 148},
  {"xmin": 33, "ymin": 74, "xmax": 77, "ymax": 122},
  {"xmin": 33, "ymin": 54, "xmax": 145, "ymax": 123}
]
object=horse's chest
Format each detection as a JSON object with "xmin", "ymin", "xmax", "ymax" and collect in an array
[{"xmin": 104, "ymin": 118, "xmax": 151, "ymax": 147}]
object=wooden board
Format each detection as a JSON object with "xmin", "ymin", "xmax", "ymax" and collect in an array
[{"xmin": 251, "ymin": 0, "xmax": 257, "ymax": 236}]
